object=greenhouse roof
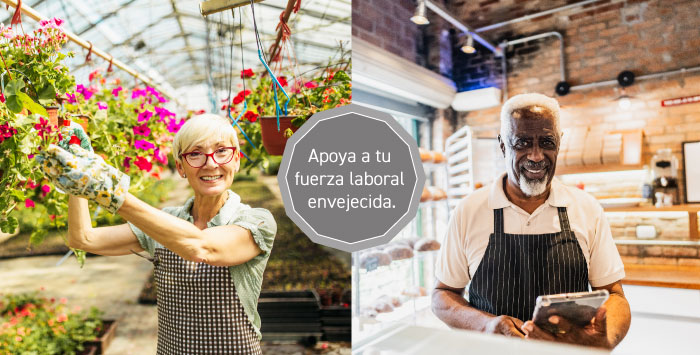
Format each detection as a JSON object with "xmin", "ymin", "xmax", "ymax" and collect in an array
[{"xmin": 0, "ymin": 0, "xmax": 351, "ymax": 100}]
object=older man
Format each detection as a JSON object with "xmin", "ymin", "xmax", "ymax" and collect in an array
[{"xmin": 431, "ymin": 93, "xmax": 631, "ymax": 349}]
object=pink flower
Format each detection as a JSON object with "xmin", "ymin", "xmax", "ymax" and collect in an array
[
  {"xmin": 166, "ymin": 118, "xmax": 185, "ymax": 133},
  {"xmin": 134, "ymin": 139, "xmax": 155, "ymax": 151},
  {"xmin": 25, "ymin": 199, "xmax": 35, "ymax": 208},
  {"xmin": 41, "ymin": 184, "xmax": 51, "ymax": 197},
  {"xmin": 53, "ymin": 18, "xmax": 64, "ymax": 27},
  {"xmin": 123, "ymin": 157, "xmax": 132, "ymax": 168},
  {"xmin": 66, "ymin": 92, "xmax": 77, "ymax": 103},
  {"xmin": 133, "ymin": 123, "xmax": 150, "ymax": 137},
  {"xmin": 154, "ymin": 106, "xmax": 175, "ymax": 120},
  {"xmin": 137, "ymin": 110, "xmax": 153, "ymax": 123},
  {"xmin": 154, "ymin": 148, "xmax": 168, "ymax": 165},
  {"xmin": 0, "ymin": 92, "xmax": 4, "ymax": 103},
  {"xmin": 112, "ymin": 86, "xmax": 123, "ymax": 97},
  {"xmin": 56, "ymin": 313, "xmax": 67, "ymax": 322},
  {"xmin": 304, "ymin": 81, "xmax": 319, "ymax": 89},
  {"xmin": 134, "ymin": 156, "xmax": 152, "ymax": 172},
  {"xmin": 97, "ymin": 102, "xmax": 107, "ymax": 110},
  {"xmin": 59, "ymin": 297, "xmax": 67, "ymax": 304},
  {"xmin": 89, "ymin": 69, "xmax": 101, "ymax": 82},
  {"xmin": 76, "ymin": 84, "xmax": 94, "ymax": 100},
  {"xmin": 131, "ymin": 89, "xmax": 147, "ymax": 99}
]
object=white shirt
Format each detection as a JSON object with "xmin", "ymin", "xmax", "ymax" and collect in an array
[{"xmin": 435, "ymin": 172, "xmax": 625, "ymax": 289}]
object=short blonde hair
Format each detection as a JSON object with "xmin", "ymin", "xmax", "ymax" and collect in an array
[{"xmin": 172, "ymin": 114, "xmax": 240, "ymax": 165}]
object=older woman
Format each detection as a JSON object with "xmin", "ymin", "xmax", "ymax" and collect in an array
[{"xmin": 38, "ymin": 114, "xmax": 276, "ymax": 354}]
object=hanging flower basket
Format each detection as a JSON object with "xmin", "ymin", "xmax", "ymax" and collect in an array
[{"xmin": 260, "ymin": 115, "xmax": 299, "ymax": 156}]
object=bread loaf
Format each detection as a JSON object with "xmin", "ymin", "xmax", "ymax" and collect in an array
[{"xmin": 414, "ymin": 238, "xmax": 441, "ymax": 251}]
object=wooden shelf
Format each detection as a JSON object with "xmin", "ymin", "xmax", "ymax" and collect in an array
[
  {"xmin": 603, "ymin": 204, "xmax": 700, "ymax": 213},
  {"xmin": 623, "ymin": 264, "xmax": 700, "ymax": 290},
  {"xmin": 604, "ymin": 204, "xmax": 700, "ymax": 240},
  {"xmin": 555, "ymin": 163, "xmax": 644, "ymax": 175}
]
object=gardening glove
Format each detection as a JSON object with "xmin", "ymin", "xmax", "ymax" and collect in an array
[
  {"xmin": 58, "ymin": 120, "xmax": 93, "ymax": 152},
  {"xmin": 36, "ymin": 144, "xmax": 130, "ymax": 214}
]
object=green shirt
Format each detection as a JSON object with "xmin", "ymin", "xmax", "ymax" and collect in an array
[{"xmin": 128, "ymin": 190, "xmax": 276, "ymax": 339}]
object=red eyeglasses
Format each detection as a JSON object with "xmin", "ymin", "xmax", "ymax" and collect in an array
[{"xmin": 180, "ymin": 147, "xmax": 237, "ymax": 168}]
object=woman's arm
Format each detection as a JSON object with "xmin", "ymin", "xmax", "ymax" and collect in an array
[
  {"xmin": 67, "ymin": 195, "xmax": 144, "ymax": 256},
  {"xmin": 117, "ymin": 193, "xmax": 263, "ymax": 266}
]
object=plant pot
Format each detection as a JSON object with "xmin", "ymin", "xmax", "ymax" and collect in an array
[
  {"xmin": 71, "ymin": 114, "xmax": 90, "ymax": 131},
  {"xmin": 259, "ymin": 116, "xmax": 300, "ymax": 156},
  {"xmin": 45, "ymin": 106, "xmax": 59, "ymax": 127},
  {"xmin": 83, "ymin": 319, "xmax": 117, "ymax": 354}
]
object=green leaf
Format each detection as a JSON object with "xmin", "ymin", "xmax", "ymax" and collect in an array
[
  {"xmin": 5, "ymin": 78, "xmax": 25, "ymax": 95},
  {"xmin": 5, "ymin": 94, "xmax": 22, "ymax": 113},
  {"xmin": 29, "ymin": 229, "xmax": 47, "ymax": 246},
  {"xmin": 5, "ymin": 216, "xmax": 18, "ymax": 234},
  {"xmin": 38, "ymin": 82, "xmax": 56, "ymax": 101},
  {"xmin": 17, "ymin": 92, "xmax": 48, "ymax": 117}
]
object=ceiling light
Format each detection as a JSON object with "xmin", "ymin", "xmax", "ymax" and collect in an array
[
  {"xmin": 411, "ymin": 0, "xmax": 429, "ymax": 25},
  {"xmin": 460, "ymin": 34, "xmax": 475, "ymax": 54}
]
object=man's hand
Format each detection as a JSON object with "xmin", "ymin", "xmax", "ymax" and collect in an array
[
  {"xmin": 521, "ymin": 306, "xmax": 611, "ymax": 349},
  {"xmin": 486, "ymin": 315, "xmax": 526, "ymax": 338}
]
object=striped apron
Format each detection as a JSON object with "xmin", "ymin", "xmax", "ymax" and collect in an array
[
  {"xmin": 153, "ymin": 247, "xmax": 262, "ymax": 354},
  {"xmin": 468, "ymin": 207, "xmax": 589, "ymax": 322}
]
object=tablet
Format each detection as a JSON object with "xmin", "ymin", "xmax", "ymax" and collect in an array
[{"xmin": 532, "ymin": 290, "xmax": 609, "ymax": 334}]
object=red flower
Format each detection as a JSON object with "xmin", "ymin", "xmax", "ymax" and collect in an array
[
  {"xmin": 240, "ymin": 68, "xmax": 255, "ymax": 78},
  {"xmin": 278, "ymin": 76, "xmax": 288, "ymax": 87},
  {"xmin": 0, "ymin": 93, "xmax": 5, "ymax": 103},
  {"xmin": 232, "ymin": 95, "xmax": 244, "ymax": 105},
  {"xmin": 244, "ymin": 111, "xmax": 258, "ymax": 123},
  {"xmin": 134, "ymin": 156, "xmax": 152, "ymax": 172},
  {"xmin": 304, "ymin": 81, "xmax": 318, "ymax": 89}
]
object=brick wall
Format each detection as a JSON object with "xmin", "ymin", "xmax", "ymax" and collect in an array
[
  {"xmin": 352, "ymin": 0, "xmax": 421, "ymax": 63},
  {"xmin": 438, "ymin": 0, "xmax": 700, "ymax": 263}
]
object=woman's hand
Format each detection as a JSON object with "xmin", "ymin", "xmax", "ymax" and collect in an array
[
  {"xmin": 58, "ymin": 120, "xmax": 93, "ymax": 152},
  {"xmin": 36, "ymin": 144, "xmax": 130, "ymax": 214}
]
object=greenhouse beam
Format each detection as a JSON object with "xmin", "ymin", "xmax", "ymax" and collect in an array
[
  {"xmin": 200, "ymin": 0, "xmax": 264, "ymax": 16},
  {"xmin": 0, "ymin": 0, "xmax": 181, "ymax": 105}
]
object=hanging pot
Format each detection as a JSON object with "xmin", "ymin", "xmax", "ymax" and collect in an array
[
  {"xmin": 259, "ymin": 115, "xmax": 300, "ymax": 156},
  {"xmin": 44, "ymin": 106, "xmax": 59, "ymax": 126}
]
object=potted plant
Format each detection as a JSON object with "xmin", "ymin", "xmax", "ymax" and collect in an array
[
  {"xmin": 0, "ymin": 18, "xmax": 75, "ymax": 125},
  {"xmin": 228, "ymin": 62, "xmax": 351, "ymax": 168},
  {"xmin": 0, "ymin": 292, "xmax": 104, "ymax": 354}
]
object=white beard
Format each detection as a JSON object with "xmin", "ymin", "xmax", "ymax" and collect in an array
[{"xmin": 519, "ymin": 173, "xmax": 549, "ymax": 197}]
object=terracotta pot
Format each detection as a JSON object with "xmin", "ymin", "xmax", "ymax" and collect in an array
[
  {"xmin": 73, "ymin": 114, "xmax": 90, "ymax": 131},
  {"xmin": 83, "ymin": 319, "xmax": 117, "ymax": 354},
  {"xmin": 259, "ymin": 116, "xmax": 300, "ymax": 156},
  {"xmin": 45, "ymin": 106, "xmax": 59, "ymax": 126}
]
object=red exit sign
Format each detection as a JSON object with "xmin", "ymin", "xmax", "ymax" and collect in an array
[{"xmin": 662, "ymin": 95, "xmax": 700, "ymax": 107}]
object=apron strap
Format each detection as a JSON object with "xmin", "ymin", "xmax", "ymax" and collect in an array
[
  {"xmin": 494, "ymin": 208, "xmax": 504, "ymax": 235},
  {"xmin": 557, "ymin": 207, "xmax": 572, "ymax": 233}
]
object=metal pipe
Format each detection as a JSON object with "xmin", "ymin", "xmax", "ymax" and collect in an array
[
  {"xmin": 200, "ymin": 0, "xmax": 263, "ymax": 16},
  {"xmin": 505, "ymin": 31, "xmax": 565, "ymax": 82},
  {"xmin": 570, "ymin": 66, "xmax": 700, "ymax": 91},
  {"xmin": 0, "ymin": 0, "xmax": 179, "ymax": 103},
  {"xmin": 424, "ymin": 0, "xmax": 502, "ymax": 56},
  {"xmin": 500, "ymin": 32, "xmax": 565, "ymax": 101},
  {"xmin": 475, "ymin": 0, "xmax": 602, "ymax": 33},
  {"xmin": 500, "ymin": 44, "xmax": 508, "ymax": 101}
]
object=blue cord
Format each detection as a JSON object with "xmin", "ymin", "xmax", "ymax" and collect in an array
[
  {"xmin": 257, "ymin": 48, "xmax": 290, "ymax": 131},
  {"xmin": 227, "ymin": 105, "xmax": 256, "ymax": 162}
]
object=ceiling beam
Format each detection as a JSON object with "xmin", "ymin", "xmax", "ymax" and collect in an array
[
  {"xmin": 170, "ymin": 0, "xmax": 200, "ymax": 77},
  {"xmin": 76, "ymin": 0, "xmax": 138, "ymax": 36}
]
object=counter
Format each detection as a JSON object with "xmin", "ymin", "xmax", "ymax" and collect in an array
[{"xmin": 623, "ymin": 264, "xmax": 700, "ymax": 290}]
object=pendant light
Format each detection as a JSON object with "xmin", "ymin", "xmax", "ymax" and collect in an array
[
  {"xmin": 411, "ymin": 0, "xmax": 429, "ymax": 25},
  {"xmin": 460, "ymin": 33, "xmax": 476, "ymax": 54}
]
